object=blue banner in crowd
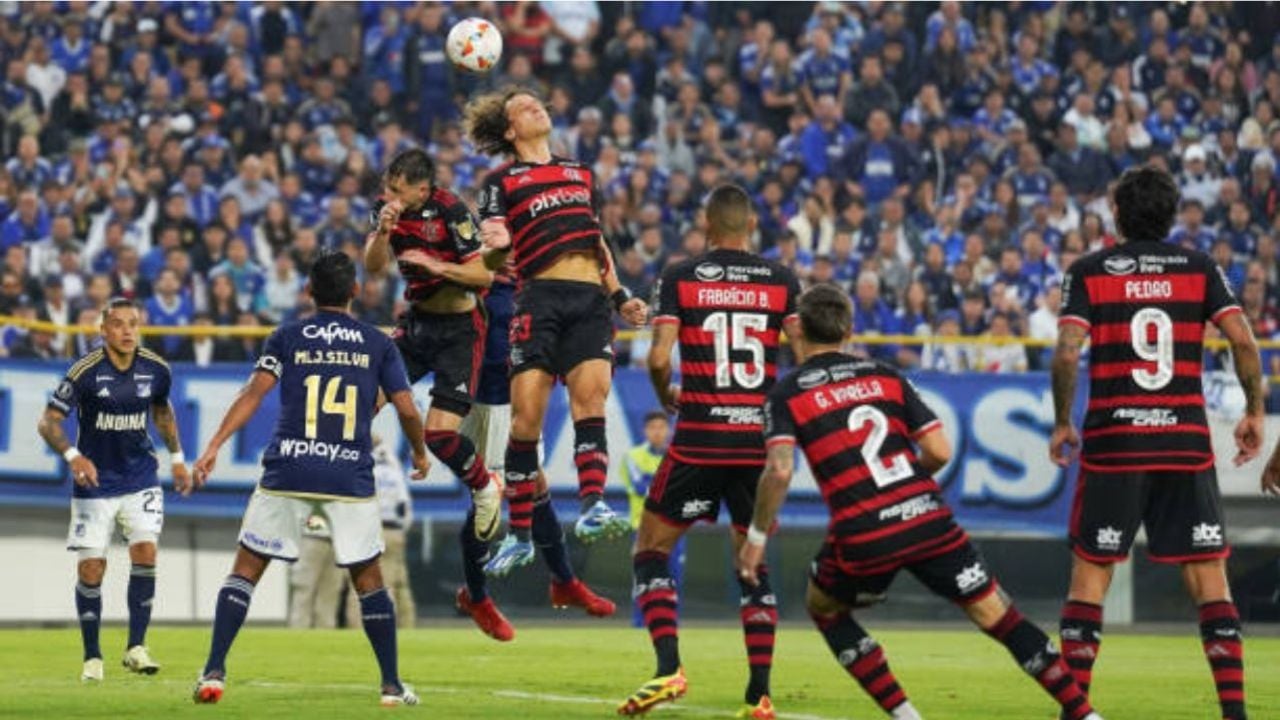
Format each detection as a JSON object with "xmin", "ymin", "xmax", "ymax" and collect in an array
[{"xmin": 0, "ymin": 360, "xmax": 1076, "ymax": 536}]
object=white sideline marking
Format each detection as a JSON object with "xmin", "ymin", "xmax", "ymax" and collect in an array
[{"xmin": 18, "ymin": 678, "xmax": 850, "ymax": 719}]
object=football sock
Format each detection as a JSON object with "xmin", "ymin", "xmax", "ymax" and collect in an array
[
  {"xmin": 1199, "ymin": 600, "xmax": 1246, "ymax": 720},
  {"xmin": 984, "ymin": 606, "xmax": 1093, "ymax": 720},
  {"xmin": 573, "ymin": 417, "xmax": 608, "ymax": 510},
  {"xmin": 204, "ymin": 574, "xmax": 255, "ymax": 677},
  {"xmin": 424, "ymin": 429, "xmax": 488, "ymax": 490},
  {"xmin": 75, "ymin": 581, "xmax": 102, "ymax": 661},
  {"xmin": 460, "ymin": 507, "xmax": 490, "ymax": 603},
  {"xmin": 1059, "ymin": 600, "xmax": 1103, "ymax": 693},
  {"xmin": 532, "ymin": 492, "xmax": 574, "ymax": 583},
  {"xmin": 737, "ymin": 565, "xmax": 778, "ymax": 704},
  {"xmin": 126, "ymin": 564, "xmax": 156, "ymax": 648},
  {"xmin": 810, "ymin": 609, "xmax": 909, "ymax": 714},
  {"xmin": 504, "ymin": 437, "xmax": 538, "ymax": 541},
  {"xmin": 634, "ymin": 550, "xmax": 680, "ymax": 676},
  {"xmin": 359, "ymin": 587, "xmax": 400, "ymax": 691}
]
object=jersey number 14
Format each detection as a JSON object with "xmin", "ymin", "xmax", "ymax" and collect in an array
[{"xmin": 303, "ymin": 374, "xmax": 358, "ymax": 441}]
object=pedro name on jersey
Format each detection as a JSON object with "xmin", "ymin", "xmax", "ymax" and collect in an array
[
  {"xmin": 255, "ymin": 311, "xmax": 411, "ymax": 499},
  {"xmin": 653, "ymin": 249, "xmax": 800, "ymax": 464}
]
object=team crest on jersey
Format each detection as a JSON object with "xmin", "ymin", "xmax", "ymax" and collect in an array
[
  {"xmin": 695, "ymin": 263, "xmax": 725, "ymax": 282},
  {"xmin": 455, "ymin": 218, "xmax": 477, "ymax": 240},
  {"xmin": 563, "ymin": 167, "xmax": 583, "ymax": 182},
  {"xmin": 55, "ymin": 379, "xmax": 74, "ymax": 401},
  {"xmin": 516, "ymin": 173, "xmax": 534, "ymax": 185},
  {"xmin": 136, "ymin": 382, "xmax": 151, "ymax": 398},
  {"xmin": 1103, "ymin": 256, "xmax": 1137, "ymax": 276}
]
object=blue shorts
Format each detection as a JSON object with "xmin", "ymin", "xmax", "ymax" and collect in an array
[{"xmin": 477, "ymin": 282, "xmax": 514, "ymax": 405}]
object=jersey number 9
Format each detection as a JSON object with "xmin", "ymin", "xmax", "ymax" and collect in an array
[{"xmin": 1130, "ymin": 308, "xmax": 1174, "ymax": 391}]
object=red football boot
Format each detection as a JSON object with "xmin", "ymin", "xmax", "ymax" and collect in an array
[
  {"xmin": 550, "ymin": 578, "xmax": 617, "ymax": 617},
  {"xmin": 456, "ymin": 587, "xmax": 515, "ymax": 642}
]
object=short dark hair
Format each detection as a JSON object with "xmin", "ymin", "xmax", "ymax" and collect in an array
[
  {"xmin": 705, "ymin": 184, "xmax": 753, "ymax": 240},
  {"xmin": 385, "ymin": 148, "xmax": 435, "ymax": 186},
  {"xmin": 308, "ymin": 250, "xmax": 357, "ymax": 308},
  {"xmin": 99, "ymin": 296, "xmax": 139, "ymax": 324},
  {"xmin": 643, "ymin": 411, "xmax": 668, "ymax": 425},
  {"xmin": 1113, "ymin": 165, "xmax": 1179, "ymax": 242},
  {"xmin": 798, "ymin": 284, "xmax": 852, "ymax": 345}
]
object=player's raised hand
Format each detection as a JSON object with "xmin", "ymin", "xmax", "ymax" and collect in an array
[
  {"xmin": 410, "ymin": 448, "xmax": 430, "ymax": 480},
  {"xmin": 192, "ymin": 449, "xmax": 218, "ymax": 487},
  {"xmin": 1049, "ymin": 424, "xmax": 1080, "ymax": 467},
  {"xmin": 479, "ymin": 218, "xmax": 511, "ymax": 251},
  {"xmin": 736, "ymin": 542, "xmax": 765, "ymax": 587},
  {"xmin": 619, "ymin": 297, "xmax": 649, "ymax": 327},
  {"xmin": 1232, "ymin": 414, "xmax": 1264, "ymax": 467},
  {"xmin": 399, "ymin": 249, "xmax": 446, "ymax": 276},
  {"xmin": 658, "ymin": 383, "xmax": 681, "ymax": 415},
  {"xmin": 376, "ymin": 200, "xmax": 404, "ymax": 237},
  {"xmin": 70, "ymin": 455, "xmax": 98, "ymax": 488}
]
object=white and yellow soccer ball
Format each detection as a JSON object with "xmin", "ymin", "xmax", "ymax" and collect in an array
[{"xmin": 446, "ymin": 17, "xmax": 503, "ymax": 74}]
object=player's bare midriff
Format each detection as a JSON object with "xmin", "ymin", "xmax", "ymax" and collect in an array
[
  {"xmin": 532, "ymin": 251, "xmax": 603, "ymax": 286},
  {"xmin": 412, "ymin": 284, "xmax": 477, "ymax": 315}
]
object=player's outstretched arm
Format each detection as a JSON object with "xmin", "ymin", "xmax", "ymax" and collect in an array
[
  {"xmin": 37, "ymin": 406, "xmax": 98, "ymax": 488},
  {"xmin": 1048, "ymin": 323, "xmax": 1087, "ymax": 467},
  {"xmin": 599, "ymin": 235, "xmax": 648, "ymax": 326},
  {"xmin": 915, "ymin": 427, "xmax": 952, "ymax": 475},
  {"xmin": 388, "ymin": 389, "xmax": 429, "ymax": 479},
  {"xmin": 1218, "ymin": 312, "xmax": 1266, "ymax": 467},
  {"xmin": 399, "ymin": 251, "xmax": 494, "ymax": 289},
  {"xmin": 737, "ymin": 441, "xmax": 795, "ymax": 586},
  {"xmin": 364, "ymin": 200, "xmax": 403, "ymax": 275},
  {"xmin": 193, "ymin": 371, "xmax": 277, "ymax": 485},
  {"xmin": 152, "ymin": 400, "xmax": 195, "ymax": 496},
  {"xmin": 647, "ymin": 322, "xmax": 680, "ymax": 414}
]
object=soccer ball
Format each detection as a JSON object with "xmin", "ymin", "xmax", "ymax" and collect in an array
[{"xmin": 446, "ymin": 18, "xmax": 503, "ymax": 74}]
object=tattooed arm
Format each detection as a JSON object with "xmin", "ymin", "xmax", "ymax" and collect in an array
[
  {"xmin": 1049, "ymin": 323, "xmax": 1087, "ymax": 467},
  {"xmin": 39, "ymin": 406, "xmax": 99, "ymax": 488},
  {"xmin": 1218, "ymin": 312, "xmax": 1265, "ymax": 468},
  {"xmin": 152, "ymin": 400, "xmax": 195, "ymax": 495}
]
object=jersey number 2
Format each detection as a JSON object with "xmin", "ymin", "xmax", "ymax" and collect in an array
[
  {"xmin": 701, "ymin": 312, "xmax": 766, "ymax": 389},
  {"xmin": 1130, "ymin": 308, "xmax": 1174, "ymax": 391},
  {"xmin": 849, "ymin": 406, "xmax": 914, "ymax": 488},
  {"xmin": 303, "ymin": 375, "xmax": 358, "ymax": 441}
]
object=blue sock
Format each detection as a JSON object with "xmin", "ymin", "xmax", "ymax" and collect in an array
[
  {"xmin": 203, "ymin": 575, "xmax": 255, "ymax": 678},
  {"xmin": 532, "ymin": 494, "xmax": 574, "ymax": 583},
  {"xmin": 359, "ymin": 587, "xmax": 400, "ymax": 691},
  {"xmin": 460, "ymin": 508, "xmax": 490, "ymax": 602},
  {"xmin": 127, "ymin": 564, "xmax": 156, "ymax": 648},
  {"xmin": 75, "ymin": 581, "xmax": 102, "ymax": 661}
]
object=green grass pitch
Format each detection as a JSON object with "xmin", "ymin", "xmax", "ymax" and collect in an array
[{"xmin": 1, "ymin": 624, "xmax": 1275, "ymax": 719}]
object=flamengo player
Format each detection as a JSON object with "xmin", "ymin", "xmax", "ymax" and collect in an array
[
  {"xmin": 190, "ymin": 252, "xmax": 429, "ymax": 707},
  {"xmin": 38, "ymin": 298, "xmax": 194, "ymax": 682},
  {"xmin": 619, "ymin": 185, "xmax": 800, "ymax": 719},
  {"xmin": 364, "ymin": 149, "xmax": 502, "ymax": 541},
  {"xmin": 466, "ymin": 88, "xmax": 648, "ymax": 578},
  {"xmin": 740, "ymin": 285, "xmax": 1103, "ymax": 720},
  {"xmin": 1050, "ymin": 166, "xmax": 1269, "ymax": 720}
]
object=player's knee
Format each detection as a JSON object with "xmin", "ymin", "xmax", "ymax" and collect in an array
[
  {"xmin": 425, "ymin": 406, "xmax": 465, "ymax": 431},
  {"xmin": 805, "ymin": 581, "xmax": 844, "ymax": 618},
  {"xmin": 634, "ymin": 513, "xmax": 681, "ymax": 554},
  {"xmin": 77, "ymin": 557, "xmax": 106, "ymax": 585},
  {"xmin": 962, "ymin": 587, "xmax": 1010, "ymax": 631},
  {"xmin": 1068, "ymin": 556, "xmax": 1115, "ymax": 604},
  {"xmin": 128, "ymin": 539, "xmax": 158, "ymax": 565},
  {"xmin": 1182, "ymin": 559, "xmax": 1231, "ymax": 604}
]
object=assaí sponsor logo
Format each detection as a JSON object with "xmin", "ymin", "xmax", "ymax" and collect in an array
[
  {"xmin": 278, "ymin": 438, "xmax": 360, "ymax": 462},
  {"xmin": 302, "ymin": 322, "xmax": 365, "ymax": 345}
]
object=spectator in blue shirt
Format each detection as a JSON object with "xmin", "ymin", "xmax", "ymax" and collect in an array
[
  {"xmin": 762, "ymin": 229, "xmax": 814, "ymax": 279},
  {"xmin": 1211, "ymin": 237, "xmax": 1246, "ymax": 294},
  {"xmin": 208, "ymin": 236, "xmax": 266, "ymax": 313},
  {"xmin": 1169, "ymin": 199, "xmax": 1218, "ymax": 253},
  {"xmin": 797, "ymin": 27, "xmax": 852, "ymax": 113},
  {"xmin": 1047, "ymin": 122, "xmax": 1113, "ymax": 203},
  {"xmin": 852, "ymin": 269, "xmax": 901, "ymax": 364},
  {"xmin": 5, "ymin": 136, "xmax": 54, "ymax": 190},
  {"xmin": 841, "ymin": 108, "xmax": 916, "ymax": 207},
  {"xmin": 800, "ymin": 94, "xmax": 857, "ymax": 181},
  {"xmin": 926, "ymin": 1, "xmax": 977, "ymax": 54},
  {"xmin": 50, "ymin": 15, "xmax": 92, "ymax": 74},
  {"xmin": 0, "ymin": 191, "xmax": 50, "ymax": 251},
  {"xmin": 1010, "ymin": 34, "xmax": 1057, "ymax": 97},
  {"xmin": 1006, "ymin": 144, "xmax": 1056, "ymax": 212},
  {"xmin": 144, "ymin": 269, "xmax": 195, "ymax": 358}
]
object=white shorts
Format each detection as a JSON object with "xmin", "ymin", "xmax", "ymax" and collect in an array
[
  {"xmin": 67, "ymin": 487, "xmax": 165, "ymax": 555},
  {"xmin": 460, "ymin": 402, "xmax": 544, "ymax": 472},
  {"xmin": 238, "ymin": 490, "xmax": 383, "ymax": 567}
]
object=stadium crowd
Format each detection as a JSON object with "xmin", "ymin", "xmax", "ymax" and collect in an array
[{"xmin": 2, "ymin": 1, "xmax": 1280, "ymax": 374}]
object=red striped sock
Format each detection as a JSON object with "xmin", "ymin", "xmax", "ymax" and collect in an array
[
  {"xmin": 810, "ymin": 610, "xmax": 909, "ymax": 714},
  {"xmin": 1059, "ymin": 600, "xmax": 1103, "ymax": 693},
  {"xmin": 986, "ymin": 606, "xmax": 1093, "ymax": 720},
  {"xmin": 424, "ymin": 429, "xmax": 488, "ymax": 489},
  {"xmin": 504, "ymin": 438, "xmax": 538, "ymax": 535},
  {"xmin": 738, "ymin": 565, "xmax": 777, "ymax": 704},
  {"xmin": 573, "ymin": 417, "xmax": 608, "ymax": 502},
  {"xmin": 1199, "ymin": 601, "xmax": 1246, "ymax": 720},
  {"xmin": 634, "ymin": 551, "xmax": 679, "ymax": 675}
]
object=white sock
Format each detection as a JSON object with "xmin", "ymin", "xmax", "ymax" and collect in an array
[{"xmin": 891, "ymin": 701, "xmax": 923, "ymax": 720}]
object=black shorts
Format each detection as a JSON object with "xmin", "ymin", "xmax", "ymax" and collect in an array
[
  {"xmin": 392, "ymin": 307, "xmax": 485, "ymax": 416},
  {"xmin": 809, "ymin": 535, "xmax": 997, "ymax": 608},
  {"xmin": 643, "ymin": 454, "xmax": 760, "ymax": 529},
  {"xmin": 1069, "ymin": 468, "xmax": 1229, "ymax": 564},
  {"xmin": 509, "ymin": 279, "xmax": 613, "ymax": 378}
]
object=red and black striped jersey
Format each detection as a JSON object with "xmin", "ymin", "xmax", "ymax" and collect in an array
[
  {"xmin": 654, "ymin": 250, "xmax": 800, "ymax": 465},
  {"xmin": 476, "ymin": 158, "xmax": 605, "ymax": 281},
  {"xmin": 766, "ymin": 353, "xmax": 961, "ymax": 575},
  {"xmin": 1059, "ymin": 242, "xmax": 1241, "ymax": 473},
  {"xmin": 371, "ymin": 188, "xmax": 481, "ymax": 303}
]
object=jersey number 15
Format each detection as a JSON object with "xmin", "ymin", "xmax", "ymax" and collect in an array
[{"xmin": 702, "ymin": 311, "xmax": 766, "ymax": 389}]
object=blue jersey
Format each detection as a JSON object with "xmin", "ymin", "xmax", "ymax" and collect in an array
[
  {"xmin": 256, "ymin": 311, "xmax": 411, "ymax": 499},
  {"xmin": 48, "ymin": 348, "xmax": 171, "ymax": 499}
]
